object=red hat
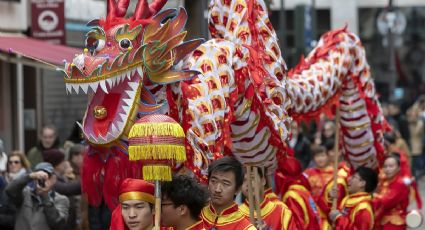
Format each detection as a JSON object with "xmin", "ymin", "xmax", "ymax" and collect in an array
[
  {"xmin": 278, "ymin": 156, "xmax": 302, "ymax": 179},
  {"xmin": 118, "ymin": 178, "xmax": 155, "ymax": 204},
  {"xmin": 276, "ymin": 156, "xmax": 311, "ymax": 195},
  {"xmin": 42, "ymin": 149, "xmax": 65, "ymax": 167},
  {"xmin": 110, "ymin": 178, "xmax": 155, "ymax": 230}
]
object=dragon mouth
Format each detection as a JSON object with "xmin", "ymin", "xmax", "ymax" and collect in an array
[{"xmin": 65, "ymin": 66, "xmax": 143, "ymax": 145}]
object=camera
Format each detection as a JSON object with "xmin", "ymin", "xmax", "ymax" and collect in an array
[{"xmin": 38, "ymin": 179, "xmax": 46, "ymax": 188}]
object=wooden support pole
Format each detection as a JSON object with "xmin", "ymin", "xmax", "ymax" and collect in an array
[
  {"xmin": 253, "ymin": 167, "xmax": 263, "ymax": 230},
  {"xmin": 331, "ymin": 107, "xmax": 340, "ymax": 211},
  {"xmin": 246, "ymin": 166, "xmax": 256, "ymax": 224}
]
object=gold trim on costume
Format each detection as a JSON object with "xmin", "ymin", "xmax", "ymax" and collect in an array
[
  {"xmin": 282, "ymin": 185, "xmax": 310, "ymax": 225},
  {"xmin": 119, "ymin": 191, "xmax": 155, "ymax": 204},
  {"xmin": 201, "ymin": 203, "xmax": 245, "ymax": 226}
]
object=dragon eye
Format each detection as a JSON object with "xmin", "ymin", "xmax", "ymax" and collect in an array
[
  {"xmin": 119, "ymin": 38, "xmax": 132, "ymax": 50},
  {"xmin": 85, "ymin": 37, "xmax": 105, "ymax": 52}
]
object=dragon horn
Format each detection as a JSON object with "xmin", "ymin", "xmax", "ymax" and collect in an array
[
  {"xmin": 107, "ymin": 0, "xmax": 118, "ymax": 18},
  {"xmin": 149, "ymin": 0, "xmax": 167, "ymax": 15},
  {"xmin": 116, "ymin": 0, "xmax": 130, "ymax": 17},
  {"xmin": 107, "ymin": 0, "xmax": 130, "ymax": 18},
  {"xmin": 134, "ymin": 0, "xmax": 152, "ymax": 19}
]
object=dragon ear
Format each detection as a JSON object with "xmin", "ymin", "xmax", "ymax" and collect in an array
[{"xmin": 173, "ymin": 39, "xmax": 205, "ymax": 65}]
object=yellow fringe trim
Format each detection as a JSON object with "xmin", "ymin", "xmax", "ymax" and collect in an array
[
  {"xmin": 142, "ymin": 165, "xmax": 172, "ymax": 181},
  {"xmin": 128, "ymin": 145, "xmax": 187, "ymax": 162},
  {"xmin": 129, "ymin": 123, "xmax": 185, "ymax": 138}
]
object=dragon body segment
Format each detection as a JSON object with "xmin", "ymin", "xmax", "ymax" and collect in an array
[{"xmin": 63, "ymin": 0, "xmax": 386, "ymax": 209}]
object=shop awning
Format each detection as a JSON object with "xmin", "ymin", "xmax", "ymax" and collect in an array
[{"xmin": 0, "ymin": 35, "xmax": 80, "ymax": 67}]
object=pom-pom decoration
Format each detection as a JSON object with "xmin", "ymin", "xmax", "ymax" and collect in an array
[{"xmin": 128, "ymin": 114, "xmax": 186, "ymax": 181}]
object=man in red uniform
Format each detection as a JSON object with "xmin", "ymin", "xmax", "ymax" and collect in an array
[
  {"xmin": 200, "ymin": 156, "xmax": 255, "ymax": 230},
  {"xmin": 329, "ymin": 166, "xmax": 378, "ymax": 230},
  {"xmin": 110, "ymin": 178, "xmax": 156, "ymax": 230},
  {"xmin": 161, "ymin": 175, "xmax": 208, "ymax": 230},
  {"xmin": 304, "ymin": 145, "xmax": 334, "ymax": 199},
  {"xmin": 239, "ymin": 167, "xmax": 297, "ymax": 229},
  {"xmin": 277, "ymin": 156, "xmax": 322, "ymax": 229},
  {"xmin": 373, "ymin": 153, "xmax": 411, "ymax": 230},
  {"xmin": 317, "ymin": 161, "xmax": 350, "ymax": 218}
]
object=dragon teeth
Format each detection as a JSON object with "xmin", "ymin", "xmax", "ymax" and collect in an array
[
  {"xmin": 76, "ymin": 121, "xmax": 83, "ymax": 130},
  {"xmin": 111, "ymin": 123, "xmax": 119, "ymax": 134},
  {"xmin": 89, "ymin": 82, "xmax": 99, "ymax": 92},
  {"xmin": 81, "ymin": 84, "xmax": 89, "ymax": 94},
  {"xmin": 136, "ymin": 67, "xmax": 143, "ymax": 77},
  {"xmin": 65, "ymin": 84, "xmax": 72, "ymax": 94},
  {"xmin": 125, "ymin": 90, "xmax": 136, "ymax": 99},
  {"xmin": 119, "ymin": 113, "xmax": 126, "ymax": 122},
  {"xmin": 71, "ymin": 84, "xmax": 80, "ymax": 94},
  {"xmin": 128, "ymin": 82, "xmax": 139, "ymax": 91},
  {"xmin": 99, "ymin": 80, "xmax": 108, "ymax": 94},
  {"xmin": 123, "ymin": 98, "xmax": 132, "ymax": 106},
  {"xmin": 65, "ymin": 67, "xmax": 139, "ymax": 95}
]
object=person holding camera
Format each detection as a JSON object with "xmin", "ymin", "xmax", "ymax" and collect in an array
[{"xmin": 5, "ymin": 162, "xmax": 70, "ymax": 230}]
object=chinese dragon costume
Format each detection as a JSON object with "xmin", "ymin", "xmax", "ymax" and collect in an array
[{"xmin": 62, "ymin": 0, "xmax": 387, "ymax": 209}]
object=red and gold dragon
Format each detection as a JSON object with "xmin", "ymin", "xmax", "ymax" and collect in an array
[{"xmin": 63, "ymin": 0, "xmax": 387, "ymax": 209}]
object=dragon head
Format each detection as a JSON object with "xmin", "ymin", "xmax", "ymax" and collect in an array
[{"xmin": 62, "ymin": 0, "xmax": 202, "ymax": 146}]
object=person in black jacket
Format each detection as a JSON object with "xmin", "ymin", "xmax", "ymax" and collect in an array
[
  {"xmin": 289, "ymin": 121, "xmax": 312, "ymax": 170},
  {"xmin": 43, "ymin": 149, "xmax": 81, "ymax": 230}
]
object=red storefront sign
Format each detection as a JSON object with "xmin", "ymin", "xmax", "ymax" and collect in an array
[{"xmin": 31, "ymin": 0, "xmax": 65, "ymax": 45}]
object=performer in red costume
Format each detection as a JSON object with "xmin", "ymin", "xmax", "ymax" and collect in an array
[
  {"xmin": 200, "ymin": 157, "xmax": 255, "ymax": 230},
  {"xmin": 277, "ymin": 156, "xmax": 322, "ymax": 229},
  {"xmin": 304, "ymin": 145, "xmax": 334, "ymax": 198},
  {"xmin": 240, "ymin": 167, "xmax": 297, "ymax": 229},
  {"xmin": 110, "ymin": 178, "xmax": 158, "ymax": 230},
  {"xmin": 329, "ymin": 166, "xmax": 378, "ymax": 230},
  {"xmin": 373, "ymin": 153, "xmax": 410, "ymax": 230}
]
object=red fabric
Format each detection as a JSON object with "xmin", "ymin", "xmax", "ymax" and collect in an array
[
  {"xmin": 282, "ymin": 183, "xmax": 321, "ymax": 230},
  {"xmin": 200, "ymin": 203, "xmax": 253, "ymax": 229},
  {"xmin": 373, "ymin": 173, "xmax": 409, "ymax": 228},
  {"xmin": 275, "ymin": 156, "xmax": 311, "ymax": 196},
  {"xmin": 240, "ymin": 199, "xmax": 298, "ymax": 230},
  {"xmin": 81, "ymin": 146, "xmax": 143, "ymax": 209},
  {"xmin": 304, "ymin": 166, "xmax": 334, "ymax": 198},
  {"xmin": 317, "ymin": 163, "xmax": 350, "ymax": 215},
  {"xmin": 334, "ymin": 208, "xmax": 373, "ymax": 230},
  {"xmin": 110, "ymin": 178, "xmax": 155, "ymax": 230},
  {"xmin": 378, "ymin": 223, "xmax": 405, "ymax": 230},
  {"xmin": 185, "ymin": 220, "xmax": 206, "ymax": 230},
  {"xmin": 118, "ymin": 178, "xmax": 154, "ymax": 197},
  {"xmin": 0, "ymin": 35, "xmax": 79, "ymax": 66},
  {"xmin": 110, "ymin": 204, "xmax": 127, "ymax": 230},
  {"xmin": 333, "ymin": 192, "xmax": 374, "ymax": 230}
]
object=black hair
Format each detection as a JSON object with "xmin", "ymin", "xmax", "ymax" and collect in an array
[
  {"xmin": 356, "ymin": 166, "xmax": 378, "ymax": 193},
  {"xmin": 68, "ymin": 144, "xmax": 84, "ymax": 161},
  {"xmin": 324, "ymin": 139, "xmax": 335, "ymax": 152},
  {"xmin": 385, "ymin": 152, "xmax": 401, "ymax": 167},
  {"xmin": 67, "ymin": 120, "xmax": 85, "ymax": 143},
  {"xmin": 208, "ymin": 156, "xmax": 244, "ymax": 190},
  {"xmin": 161, "ymin": 175, "xmax": 208, "ymax": 220},
  {"xmin": 311, "ymin": 145, "xmax": 327, "ymax": 156},
  {"xmin": 384, "ymin": 132, "xmax": 396, "ymax": 144}
]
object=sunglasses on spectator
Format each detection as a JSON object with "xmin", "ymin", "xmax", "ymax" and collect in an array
[{"xmin": 8, "ymin": 161, "xmax": 21, "ymax": 165}]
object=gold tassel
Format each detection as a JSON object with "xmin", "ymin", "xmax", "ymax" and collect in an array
[
  {"xmin": 129, "ymin": 123, "xmax": 185, "ymax": 138},
  {"xmin": 128, "ymin": 145, "xmax": 186, "ymax": 162},
  {"xmin": 142, "ymin": 165, "xmax": 172, "ymax": 181}
]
